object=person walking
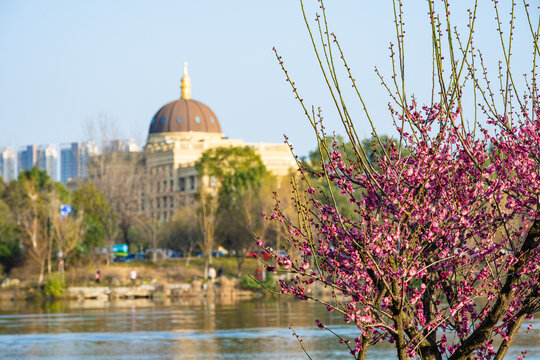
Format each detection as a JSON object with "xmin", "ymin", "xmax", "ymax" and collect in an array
[
  {"xmin": 95, "ymin": 270, "xmax": 101, "ymax": 284},
  {"xmin": 130, "ymin": 269, "xmax": 137, "ymax": 285},
  {"xmin": 208, "ymin": 266, "xmax": 216, "ymax": 283}
]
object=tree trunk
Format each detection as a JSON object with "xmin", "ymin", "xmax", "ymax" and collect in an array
[
  {"xmin": 449, "ymin": 219, "xmax": 540, "ymax": 360},
  {"xmin": 418, "ymin": 284, "xmax": 443, "ymax": 360},
  {"xmin": 106, "ymin": 236, "xmax": 112, "ymax": 267},
  {"xmin": 58, "ymin": 237, "xmax": 64, "ymax": 276},
  {"xmin": 47, "ymin": 218, "xmax": 52, "ymax": 274},
  {"xmin": 393, "ymin": 314, "xmax": 408, "ymax": 360},
  {"xmin": 185, "ymin": 240, "xmax": 194, "ymax": 268},
  {"xmin": 152, "ymin": 231, "xmax": 157, "ymax": 262},
  {"xmin": 494, "ymin": 313, "xmax": 527, "ymax": 360},
  {"xmin": 204, "ymin": 257, "xmax": 209, "ymax": 280},
  {"xmin": 356, "ymin": 328, "xmax": 373, "ymax": 360},
  {"xmin": 236, "ymin": 253, "xmax": 246, "ymax": 277},
  {"xmin": 47, "ymin": 238, "xmax": 52, "ymax": 275},
  {"xmin": 237, "ymin": 258, "xmax": 243, "ymax": 278},
  {"xmin": 38, "ymin": 260, "xmax": 45, "ymax": 285}
]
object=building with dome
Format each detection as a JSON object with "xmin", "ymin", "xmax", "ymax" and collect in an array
[{"xmin": 141, "ymin": 63, "xmax": 296, "ymax": 221}]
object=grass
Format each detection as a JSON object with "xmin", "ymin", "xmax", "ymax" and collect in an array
[
  {"xmin": 179, "ymin": 256, "xmax": 261, "ymax": 278},
  {"xmin": 61, "ymin": 256, "xmax": 264, "ymax": 286},
  {"xmin": 9, "ymin": 256, "xmax": 267, "ymax": 287}
]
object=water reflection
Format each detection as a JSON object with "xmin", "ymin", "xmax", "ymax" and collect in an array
[{"xmin": 0, "ymin": 299, "xmax": 537, "ymax": 359}]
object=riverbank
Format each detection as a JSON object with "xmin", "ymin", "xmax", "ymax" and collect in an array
[
  {"xmin": 0, "ymin": 257, "xmax": 270, "ymax": 304},
  {"xmin": 0, "ymin": 257, "xmax": 339, "ymax": 307},
  {"xmin": 0, "ymin": 277, "xmax": 259, "ymax": 305}
]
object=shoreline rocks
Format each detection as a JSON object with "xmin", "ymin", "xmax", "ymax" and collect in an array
[{"xmin": 0, "ymin": 277, "xmax": 258, "ymax": 303}]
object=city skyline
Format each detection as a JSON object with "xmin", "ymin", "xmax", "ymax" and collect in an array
[
  {"xmin": 0, "ymin": 139, "xmax": 138, "ymax": 183},
  {"xmin": 0, "ymin": 1, "xmax": 534, "ymax": 158}
]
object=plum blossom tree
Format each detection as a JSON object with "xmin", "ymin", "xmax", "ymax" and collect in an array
[{"xmin": 259, "ymin": 1, "xmax": 540, "ymax": 359}]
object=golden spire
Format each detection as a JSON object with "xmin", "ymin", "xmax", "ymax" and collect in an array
[{"xmin": 180, "ymin": 62, "xmax": 191, "ymax": 100}]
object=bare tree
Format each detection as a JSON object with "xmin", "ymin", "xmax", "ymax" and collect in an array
[
  {"xmin": 49, "ymin": 190, "xmax": 84, "ymax": 275},
  {"xmin": 88, "ymin": 150, "xmax": 142, "ymax": 265},
  {"xmin": 8, "ymin": 169, "xmax": 52, "ymax": 284},
  {"xmin": 197, "ymin": 176, "xmax": 218, "ymax": 279},
  {"xmin": 161, "ymin": 205, "xmax": 201, "ymax": 267}
]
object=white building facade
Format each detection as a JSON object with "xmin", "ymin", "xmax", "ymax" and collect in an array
[{"xmin": 0, "ymin": 147, "xmax": 15, "ymax": 182}]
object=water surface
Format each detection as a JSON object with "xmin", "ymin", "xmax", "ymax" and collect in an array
[{"xmin": 0, "ymin": 299, "xmax": 537, "ymax": 359}]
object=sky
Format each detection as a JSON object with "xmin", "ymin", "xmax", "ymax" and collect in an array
[{"xmin": 0, "ymin": 1, "xmax": 537, "ymax": 157}]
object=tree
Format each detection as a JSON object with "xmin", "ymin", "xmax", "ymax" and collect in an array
[
  {"xmin": 260, "ymin": 1, "xmax": 540, "ymax": 359},
  {"xmin": 196, "ymin": 146, "xmax": 270, "ymax": 279},
  {"xmin": 72, "ymin": 183, "xmax": 110, "ymax": 262},
  {"xmin": 161, "ymin": 205, "xmax": 201, "ymax": 267},
  {"xmin": 49, "ymin": 187, "xmax": 85, "ymax": 274},
  {"xmin": 134, "ymin": 159, "xmax": 168, "ymax": 262},
  {"xmin": 219, "ymin": 176, "xmax": 275, "ymax": 277},
  {"xmin": 88, "ymin": 151, "xmax": 142, "ymax": 265},
  {"xmin": 0, "ymin": 197, "xmax": 22, "ymax": 274},
  {"xmin": 5, "ymin": 168, "xmax": 54, "ymax": 284},
  {"xmin": 306, "ymin": 135, "xmax": 409, "ymax": 220}
]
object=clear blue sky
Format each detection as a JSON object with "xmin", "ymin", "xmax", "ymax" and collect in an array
[{"xmin": 0, "ymin": 1, "xmax": 536, "ymax": 157}]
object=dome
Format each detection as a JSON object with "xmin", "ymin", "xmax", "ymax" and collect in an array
[
  {"xmin": 148, "ymin": 62, "xmax": 222, "ymax": 135},
  {"xmin": 148, "ymin": 98, "xmax": 222, "ymax": 134}
]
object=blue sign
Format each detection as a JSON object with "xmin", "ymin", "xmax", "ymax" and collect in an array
[{"xmin": 60, "ymin": 204, "xmax": 73, "ymax": 220}]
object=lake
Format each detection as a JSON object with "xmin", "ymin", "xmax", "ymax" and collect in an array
[{"xmin": 0, "ymin": 299, "xmax": 537, "ymax": 359}]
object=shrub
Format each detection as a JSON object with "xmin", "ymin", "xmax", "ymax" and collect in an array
[
  {"xmin": 43, "ymin": 274, "xmax": 66, "ymax": 298},
  {"xmin": 240, "ymin": 273, "xmax": 275, "ymax": 291}
]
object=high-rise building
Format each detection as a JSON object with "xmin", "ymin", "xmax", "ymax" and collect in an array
[
  {"xmin": 60, "ymin": 141, "xmax": 98, "ymax": 184},
  {"xmin": 17, "ymin": 145, "xmax": 38, "ymax": 174},
  {"xmin": 36, "ymin": 144, "xmax": 58, "ymax": 182},
  {"xmin": 18, "ymin": 144, "xmax": 58, "ymax": 181},
  {"xmin": 0, "ymin": 147, "xmax": 15, "ymax": 182},
  {"xmin": 103, "ymin": 139, "xmax": 139, "ymax": 154}
]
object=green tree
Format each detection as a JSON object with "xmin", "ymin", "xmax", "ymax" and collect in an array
[
  {"xmin": 4, "ymin": 167, "xmax": 54, "ymax": 283},
  {"xmin": 49, "ymin": 186, "xmax": 85, "ymax": 274},
  {"xmin": 218, "ymin": 177, "xmax": 275, "ymax": 276},
  {"xmin": 196, "ymin": 146, "xmax": 270, "ymax": 278},
  {"xmin": 72, "ymin": 183, "xmax": 110, "ymax": 262},
  {"xmin": 0, "ymin": 197, "xmax": 22, "ymax": 274}
]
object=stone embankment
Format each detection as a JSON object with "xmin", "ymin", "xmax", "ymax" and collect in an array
[{"xmin": 0, "ymin": 277, "xmax": 257, "ymax": 302}]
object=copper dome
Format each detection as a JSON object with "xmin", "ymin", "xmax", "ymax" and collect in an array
[{"xmin": 149, "ymin": 98, "xmax": 222, "ymax": 134}]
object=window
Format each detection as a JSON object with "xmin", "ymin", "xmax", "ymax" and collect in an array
[
  {"xmin": 177, "ymin": 116, "xmax": 183, "ymax": 123},
  {"xmin": 210, "ymin": 117, "xmax": 215, "ymax": 124},
  {"xmin": 161, "ymin": 116, "xmax": 166, "ymax": 123},
  {"xmin": 170, "ymin": 196, "xmax": 174, "ymax": 208},
  {"xmin": 195, "ymin": 116, "xmax": 201, "ymax": 124},
  {"xmin": 190, "ymin": 175, "xmax": 196, "ymax": 190},
  {"xmin": 151, "ymin": 117, "xmax": 156, "ymax": 125},
  {"xmin": 179, "ymin": 177, "xmax": 185, "ymax": 191},
  {"xmin": 170, "ymin": 179, "xmax": 173, "ymax": 190},
  {"xmin": 163, "ymin": 180, "xmax": 167, "ymax": 192}
]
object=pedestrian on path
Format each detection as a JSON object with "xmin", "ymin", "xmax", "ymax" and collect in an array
[{"xmin": 130, "ymin": 269, "xmax": 137, "ymax": 285}]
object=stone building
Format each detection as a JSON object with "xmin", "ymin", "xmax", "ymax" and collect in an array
[{"xmin": 91, "ymin": 63, "xmax": 296, "ymax": 222}]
